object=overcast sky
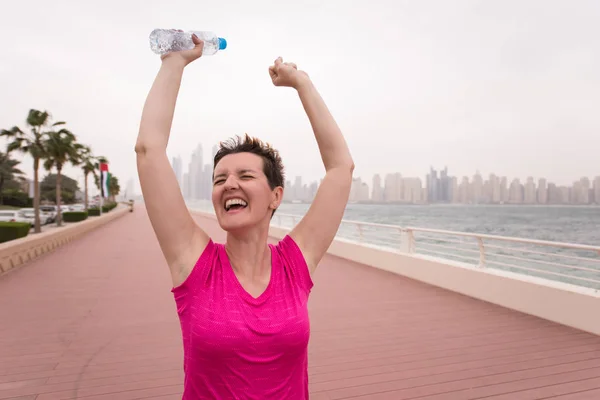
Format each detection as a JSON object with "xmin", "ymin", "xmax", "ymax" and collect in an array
[{"xmin": 1, "ymin": 0, "xmax": 598, "ymax": 195}]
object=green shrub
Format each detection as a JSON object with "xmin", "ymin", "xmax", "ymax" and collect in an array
[
  {"xmin": 62, "ymin": 211, "xmax": 88, "ymax": 222},
  {"xmin": 0, "ymin": 222, "xmax": 31, "ymax": 243},
  {"xmin": 101, "ymin": 202, "xmax": 117, "ymax": 213},
  {"xmin": 88, "ymin": 202, "xmax": 117, "ymax": 215}
]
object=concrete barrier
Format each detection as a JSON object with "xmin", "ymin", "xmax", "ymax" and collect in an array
[
  {"xmin": 192, "ymin": 210, "xmax": 600, "ymax": 337},
  {"xmin": 0, "ymin": 207, "xmax": 129, "ymax": 276}
]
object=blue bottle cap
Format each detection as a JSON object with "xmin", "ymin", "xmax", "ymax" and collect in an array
[{"xmin": 218, "ymin": 37, "xmax": 227, "ymax": 50}]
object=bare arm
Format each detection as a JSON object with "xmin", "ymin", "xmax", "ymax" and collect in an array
[
  {"xmin": 136, "ymin": 38, "xmax": 210, "ymax": 286},
  {"xmin": 269, "ymin": 58, "xmax": 354, "ymax": 273}
]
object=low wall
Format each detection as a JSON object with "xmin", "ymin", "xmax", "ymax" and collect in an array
[
  {"xmin": 193, "ymin": 210, "xmax": 600, "ymax": 336},
  {"xmin": 268, "ymin": 225, "xmax": 600, "ymax": 336},
  {"xmin": 0, "ymin": 207, "xmax": 129, "ymax": 276}
]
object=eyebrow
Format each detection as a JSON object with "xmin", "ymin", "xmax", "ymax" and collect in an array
[{"xmin": 213, "ymin": 169, "xmax": 257, "ymax": 181}]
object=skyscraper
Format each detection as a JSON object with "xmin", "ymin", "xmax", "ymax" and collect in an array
[
  {"xmin": 451, "ymin": 176, "xmax": 459, "ymax": 203},
  {"xmin": 350, "ymin": 178, "xmax": 369, "ymax": 202},
  {"xmin": 371, "ymin": 174, "xmax": 383, "ymax": 202},
  {"xmin": 489, "ymin": 174, "xmax": 501, "ymax": 203},
  {"xmin": 440, "ymin": 167, "xmax": 450, "ymax": 202},
  {"xmin": 500, "ymin": 177, "xmax": 509, "ymax": 203},
  {"xmin": 471, "ymin": 171, "xmax": 483, "ymax": 204},
  {"xmin": 524, "ymin": 177, "xmax": 536, "ymax": 204},
  {"xmin": 426, "ymin": 167, "xmax": 439, "ymax": 202},
  {"xmin": 458, "ymin": 177, "xmax": 469, "ymax": 204},
  {"xmin": 172, "ymin": 155, "xmax": 183, "ymax": 189},
  {"xmin": 509, "ymin": 179, "xmax": 523, "ymax": 204},
  {"xmin": 201, "ymin": 164, "xmax": 212, "ymax": 200},
  {"xmin": 188, "ymin": 144, "xmax": 204, "ymax": 200},
  {"xmin": 212, "ymin": 145, "xmax": 219, "ymax": 164},
  {"xmin": 537, "ymin": 178, "xmax": 548, "ymax": 204},
  {"xmin": 580, "ymin": 177, "xmax": 591, "ymax": 204}
]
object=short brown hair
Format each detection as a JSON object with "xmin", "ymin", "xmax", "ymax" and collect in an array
[{"xmin": 213, "ymin": 133, "xmax": 285, "ymax": 190}]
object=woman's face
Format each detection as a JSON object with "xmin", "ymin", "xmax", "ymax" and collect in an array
[{"xmin": 212, "ymin": 152, "xmax": 282, "ymax": 233}]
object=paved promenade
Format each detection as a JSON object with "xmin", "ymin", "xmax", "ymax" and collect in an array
[{"xmin": 1, "ymin": 208, "xmax": 600, "ymax": 399}]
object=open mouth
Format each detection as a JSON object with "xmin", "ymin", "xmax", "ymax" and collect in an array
[{"xmin": 224, "ymin": 198, "xmax": 248, "ymax": 213}]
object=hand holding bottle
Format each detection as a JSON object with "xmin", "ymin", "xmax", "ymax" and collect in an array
[
  {"xmin": 160, "ymin": 32, "xmax": 204, "ymax": 66},
  {"xmin": 149, "ymin": 29, "xmax": 227, "ymax": 66}
]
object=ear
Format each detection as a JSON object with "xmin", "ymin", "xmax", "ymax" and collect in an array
[{"xmin": 270, "ymin": 186, "xmax": 284, "ymax": 210}]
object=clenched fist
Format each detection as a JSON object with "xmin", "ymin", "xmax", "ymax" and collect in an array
[{"xmin": 269, "ymin": 57, "xmax": 310, "ymax": 89}]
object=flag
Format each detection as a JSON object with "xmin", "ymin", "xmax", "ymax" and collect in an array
[{"xmin": 100, "ymin": 163, "xmax": 110, "ymax": 198}]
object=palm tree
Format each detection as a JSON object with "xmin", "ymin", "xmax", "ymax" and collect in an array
[
  {"xmin": 78, "ymin": 145, "xmax": 96, "ymax": 211},
  {"xmin": 43, "ymin": 129, "xmax": 80, "ymax": 226},
  {"xmin": 108, "ymin": 175, "xmax": 120, "ymax": 202},
  {"xmin": 1, "ymin": 109, "xmax": 64, "ymax": 233},
  {"xmin": 0, "ymin": 152, "xmax": 24, "ymax": 205}
]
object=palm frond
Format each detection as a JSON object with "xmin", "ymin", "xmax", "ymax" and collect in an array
[
  {"xmin": 26, "ymin": 109, "xmax": 50, "ymax": 128},
  {"xmin": 6, "ymin": 139, "xmax": 25, "ymax": 153},
  {"xmin": 44, "ymin": 128, "xmax": 81, "ymax": 172},
  {"xmin": 55, "ymin": 128, "xmax": 76, "ymax": 140},
  {"xmin": 43, "ymin": 158, "xmax": 54, "ymax": 171},
  {"xmin": 0, "ymin": 126, "xmax": 24, "ymax": 138}
]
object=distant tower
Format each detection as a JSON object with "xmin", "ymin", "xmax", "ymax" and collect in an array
[{"xmin": 172, "ymin": 155, "xmax": 183, "ymax": 189}]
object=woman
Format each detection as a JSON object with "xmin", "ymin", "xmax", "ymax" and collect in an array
[{"xmin": 136, "ymin": 35, "xmax": 354, "ymax": 399}]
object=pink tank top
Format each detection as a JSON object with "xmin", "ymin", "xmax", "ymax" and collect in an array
[{"xmin": 171, "ymin": 235, "xmax": 313, "ymax": 399}]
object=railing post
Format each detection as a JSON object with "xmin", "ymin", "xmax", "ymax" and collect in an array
[
  {"xmin": 407, "ymin": 229, "xmax": 415, "ymax": 253},
  {"xmin": 277, "ymin": 215, "xmax": 282, "ymax": 227},
  {"xmin": 478, "ymin": 237, "xmax": 485, "ymax": 267},
  {"xmin": 291, "ymin": 216, "xmax": 297, "ymax": 227},
  {"xmin": 357, "ymin": 224, "xmax": 364, "ymax": 243},
  {"xmin": 400, "ymin": 228, "xmax": 414, "ymax": 253}
]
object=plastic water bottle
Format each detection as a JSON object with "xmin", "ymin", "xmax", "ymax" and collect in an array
[{"xmin": 149, "ymin": 29, "xmax": 227, "ymax": 56}]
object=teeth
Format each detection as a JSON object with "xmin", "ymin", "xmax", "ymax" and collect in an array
[{"xmin": 225, "ymin": 198, "xmax": 248, "ymax": 210}]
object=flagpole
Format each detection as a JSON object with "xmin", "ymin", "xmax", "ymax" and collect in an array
[
  {"xmin": 99, "ymin": 167, "xmax": 102, "ymax": 216},
  {"xmin": 99, "ymin": 162, "xmax": 108, "ymax": 216}
]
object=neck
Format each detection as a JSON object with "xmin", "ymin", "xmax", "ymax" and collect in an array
[{"xmin": 225, "ymin": 221, "xmax": 271, "ymax": 279}]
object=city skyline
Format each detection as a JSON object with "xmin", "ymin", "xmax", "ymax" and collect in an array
[
  {"xmin": 168, "ymin": 139, "xmax": 600, "ymax": 189},
  {"xmin": 172, "ymin": 141, "xmax": 600, "ymax": 206}
]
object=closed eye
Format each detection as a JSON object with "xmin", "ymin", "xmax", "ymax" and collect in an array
[{"xmin": 213, "ymin": 174, "xmax": 254, "ymax": 185}]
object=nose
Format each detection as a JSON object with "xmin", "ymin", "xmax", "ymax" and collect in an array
[{"xmin": 223, "ymin": 175, "xmax": 239, "ymax": 190}]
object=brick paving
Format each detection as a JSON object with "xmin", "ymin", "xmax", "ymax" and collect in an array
[{"xmin": 1, "ymin": 207, "xmax": 599, "ymax": 399}]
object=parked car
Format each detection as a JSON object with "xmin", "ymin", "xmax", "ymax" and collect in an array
[
  {"xmin": 0, "ymin": 210, "xmax": 30, "ymax": 224},
  {"xmin": 69, "ymin": 204, "xmax": 85, "ymax": 212},
  {"xmin": 40, "ymin": 206, "xmax": 57, "ymax": 222},
  {"xmin": 20, "ymin": 208, "xmax": 51, "ymax": 226}
]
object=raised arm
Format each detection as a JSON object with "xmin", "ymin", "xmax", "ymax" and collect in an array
[
  {"xmin": 269, "ymin": 58, "xmax": 354, "ymax": 274},
  {"xmin": 135, "ymin": 35, "xmax": 210, "ymax": 286}
]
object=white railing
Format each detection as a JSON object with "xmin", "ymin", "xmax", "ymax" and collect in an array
[
  {"xmin": 271, "ymin": 213, "xmax": 600, "ymax": 291},
  {"xmin": 189, "ymin": 202, "xmax": 600, "ymax": 291}
]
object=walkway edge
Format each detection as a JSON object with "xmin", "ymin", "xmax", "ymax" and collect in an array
[
  {"xmin": 192, "ymin": 210, "xmax": 600, "ymax": 337},
  {"xmin": 0, "ymin": 207, "xmax": 130, "ymax": 276}
]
